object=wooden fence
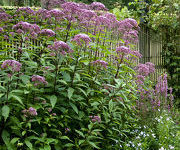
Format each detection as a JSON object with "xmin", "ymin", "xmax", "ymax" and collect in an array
[{"xmin": 138, "ymin": 24, "xmax": 165, "ymax": 81}]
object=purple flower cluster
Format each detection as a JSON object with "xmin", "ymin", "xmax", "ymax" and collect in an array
[
  {"xmin": 118, "ymin": 18, "xmax": 139, "ymax": 44},
  {"xmin": 89, "ymin": 115, "xmax": 101, "ymax": 123},
  {"xmin": 22, "ymin": 107, "xmax": 37, "ymax": 117},
  {"xmin": 12, "ymin": 21, "xmax": 40, "ymax": 35},
  {"xmin": 16, "ymin": 7, "xmax": 35, "ymax": 15},
  {"xmin": 131, "ymin": 50, "xmax": 142, "ymax": 58},
  {"xmin": 35, "ymin": 9, "xmax": 51, "ymax": 20},
  {"xmin": 136, "ymin": 75, "xmax": 145, "ymax": 85},
  {"xmin": 49, "ymin": 41, "xmax": 70, "ymax": 54},
  {"xmin": 72, "ymin": 33, "xmax": 91, "ymax": 46},
  {"xmin": 40, "ymin": 29, "xmax": 55, "ymax": 37},
  {"xmin": 116, "ymin": 46, "xmax": 131, "ymax": 55},
  {"xmin": 92, "ymin": 60, "xmax": 108, "ymax": 68},
  {"xmin": 42, "ymin": 0, "xmax": 66, "ymax": 10},
  {"xmin": 136, "ymin": 62, "xmax": 155, "ymax": 76},
  {"xmin": 31, "ymin": 75, "xmax": 48, "ymax": 86},
  {"xmin": 0, "ymin": 27, "xmax": 3, "ymax": 33},
  {"xmin": 1, "ymin": 60, "xmax": 22, "ymax": 72},
  {"xmin": 145, "ymin": 62, "xmax": 155, "ymax": 74},
  {"xmin": 90, "ymin": 2, "xmax": 107, "ymax": 11},
  {"xmin": 49, "ymin": 9, "xmax": 64, "ymax": 20},
  {"xmin": 0, "ymin": 12, "xmax": 11, "ymax": 22},
  {"xmin": 155, "ymin": 74, "xmax": 168, "ymax": 98}
]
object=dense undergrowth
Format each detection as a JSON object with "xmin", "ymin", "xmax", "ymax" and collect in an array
[{"xmin": 0, "ymin": 1, "xmax": 179, "ymax": 150}]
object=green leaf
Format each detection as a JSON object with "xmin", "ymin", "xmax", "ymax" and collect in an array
[
  {"xmin": 60, "ymin": 136, "xmax": 72, "ymax": 142},
  {"xmin": 2, "ymin": 130, "xmax": 13, "ymax": 150},
  {"xmin": 69, "ymin": 102, "xmax": 78, "ymax": 114},
  {"xmin": 25, "ymin": 140, "xmax": 33, "ymax": 150},
  {"xmin": 9, "ymin": 94, "xmax": 24, "ymax": 105},
  {"xmin": 64, "ymin": 143, "xmax": 74, "ymax": 147},
  {"xmin": 88, "ymin": 141, "xmax": 100, "ymax": 149},
  {"xmin": 0, "ymin": 86, "xmax": 6, "ymax": 92},
  {"xmin": 10, "ymin": 138, "xmax": 20, "ymax": 144},
  {"xmin": 78, "ymin": 140, "xmax": 85, "ymax": 145},
  {"xmin": 0, "ymin": 93, "xmax": 4, "ymax": 98},
  {"xmin": 75, "ymin": 130, "xmax": 85, "ymax": 138},
  {"xmin": 2, "ymin": 105, "xmax": 10, "ymax": 121},
  {"xmin": 50, "ymin": 95, "xmax": 57, "ymax": 108},
  {"xmin": 108, "ymin": 100, "xmax": 114, "ymax": 113},
  {"xmin": 44, "ymin": 145, "xmax": 51, "ymax": 150},
  {"xmin": 68, "ymin": 87, "xmax": 74, "ymax": 99}
]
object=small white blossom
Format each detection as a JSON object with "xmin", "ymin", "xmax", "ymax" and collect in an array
[{"xmin": 169, "ymin": 145, "xmax": 174, "ymax": 149}]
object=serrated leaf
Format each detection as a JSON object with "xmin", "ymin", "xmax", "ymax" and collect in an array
[
  {"xmin": 50, "ymin": 95, "xmax": 57, "ymax": 108},
  {"xmin": 0, "ymin": 86, "xmax": 6, "ymax": 92},
  {"xmin": 68, "ymin": 87, "xmax": 74, "ymax": 99},
  {"xmin": 109, "ymin": 100, "xmax": 114, "ymax": 113},
  {"xmin": 2, "ymin": 105, "xmax": 10, "ymax": 121},
  {"xmin": 88, "ymin": 141, "xmax": 100, "ymax": 149},
  {"xmin": 9, "ymin": 94, "xmax": 24, "ymax": 105},
  {"xmin": 79, "ymin": 140, "xmax": 85, "ymax": 145},
  {"xmin": 60, "ymin": 136, "xmax": 71, "ymax": 141},
  {"xmin": 75, "ymin": 130, "xmax": 85, "ymax": 138},
  {"xmin": 58, "ymin": 80, "xmax": 67, "ymax": 85},
  {"xmin": 25, "ymin": 140, "xmax": 33, "ymax": 150},
  {"xmin": 69, "ymin": 102, "xmax": 78, "ymax": 114}
]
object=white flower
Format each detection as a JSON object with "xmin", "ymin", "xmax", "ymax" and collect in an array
[
  {"xmin": 152, "ymin": 134, "xmax": 156, "ymax": 138},
  {"xmin": 159, "ymin": 147, "xmax": 165, "ymax": 150},
  {"xmin": 169, "ymin": 145, "xmax": 174, "ymax": 149},
  {"xmin": 138, "ymin": 143, "xmax": 141, "ymax": 146},
  {"xmin": 136, "ymin": 136, "xmax": 140, "ymax": 139},
  {"xmin": 126, "ymin": 144, "xmax": 130, "ymax": 147}
]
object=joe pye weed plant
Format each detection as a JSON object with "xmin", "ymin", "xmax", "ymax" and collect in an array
[{"xmin": 0, "ymin": 1, "xmax": 179, "ymax": 149}]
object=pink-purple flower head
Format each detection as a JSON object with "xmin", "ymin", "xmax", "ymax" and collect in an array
[
  {"xmin": 61, "ymin": 2, "xmax": 80, "ymax": 14},
  {"xmin": 50, "ymin": 41, "xmax": 70, "ymax": 52},
  {"xmin": 145, "ymin": 62, "xmax": 155, "ymax": 74},
  {"xmin": 136, "ymin": 75, "xmax": 145, "ymax": 85},
  {"xmin": 42, "ymin": 0, "xmax": 65, "ymax": 10},
  {"xmin": 49, "ymin": 9, "xmax": 64, "ymax": 20},
  {"xmin": 89, "ymin": 115, "xmax": 101, "ymax": 123},
  {"xmin": 92, "ymin": 60, "xmax": 108, "ymax": 68},
  {"xmin": 1, "ymin": 60, "xmax": 22, "ymax": 72},
  {"xmin": 72, "ymin": 33, "xmax": 91, "ymax": 46},
  {"xmin": 35, "ymin": 9, "xmax": 51, "ymax": 20},
  {"xmin": 0, "ymin": 12, "xmax": 12, "ymax": 22},
  {"xmin": 28, "ymin": 107, "xmax": 38, "ymax": 116},
  {"xmin": 131, "ymin": 50, "xmax": 142, "ymax": 58},
  {"xmin": 16, "ymin": 7, "xmax": 35, "ymax": 15},
  {"xmin": 0, "ymin": 27, "xmax": 3, "ymax": 33},
  {"xmin": 136, "ymin": 62, "xmax": 155, "ymax": 76},
  {"xmin": 40, "ymin": 29, "xmax": 55, "ymax": 37},
  {"xmin": 12, "ymin": 21, "xmax": 40, "ymax": 34},
  {"xmin": 116, "ymin": 46, "xmax": 131, "ymax": 55},
  {"xmin": 22, "ymin": 107, "xmax": 37, "ymax": 117},
  {"xmin": 78, "ymin": 9, "xmax": 96, "ymax": 23},
  {"xmin": 155, "ymin": 73, "xmax": 168, "ymax": 97},
  {"xmin": 137, "ymin": 63, "xmax": 150, "ymax": 76},
  {"xmin": 90, "ymin": 2, "xmax": 107, "ymax": 11},
  {"xmin": 31, "ymin": 75, "xmax": 48, "ymax": 86},
  {"xmin": 103, "ymin": 12, "xmax": 118, "ymax": 28}
]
